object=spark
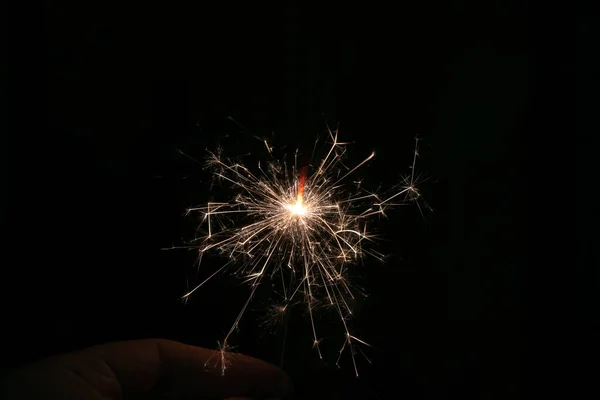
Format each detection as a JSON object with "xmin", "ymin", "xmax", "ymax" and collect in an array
[{"xmin": 179, "ymin": 126, "xmax": 428, "ymax": 376}]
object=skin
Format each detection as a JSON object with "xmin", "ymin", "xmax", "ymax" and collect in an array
[{"xmin": 0, "ymin": 339, "xmax": 292, "ymax": 399}]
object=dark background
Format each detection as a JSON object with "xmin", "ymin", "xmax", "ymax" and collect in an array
[{"xmin": 4, "ymin": 1, "xmax": 528, "ymax": 399}]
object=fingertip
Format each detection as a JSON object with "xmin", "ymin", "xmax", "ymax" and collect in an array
[{"xmin": 153, "ymin": 340, "xmax": 293, "ymax": 398}]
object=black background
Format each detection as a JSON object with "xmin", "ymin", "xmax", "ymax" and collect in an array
[{"xmin": 4, "ymin": 1, "xmax": 529, "ymax": 399}]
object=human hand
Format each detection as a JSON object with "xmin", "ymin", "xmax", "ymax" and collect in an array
[{"xmin": 1, "ymin": 339, "xmax": 292, "ymax": 399}]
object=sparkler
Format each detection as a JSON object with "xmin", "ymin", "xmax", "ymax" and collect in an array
[{"xmin": 177, "ymin": 125, "xmax": 429, "ymax": 376}]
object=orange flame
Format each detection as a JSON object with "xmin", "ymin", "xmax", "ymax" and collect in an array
[{"xmin": 297, "ymin": 166, "xmax": 307, "ymax": 203}]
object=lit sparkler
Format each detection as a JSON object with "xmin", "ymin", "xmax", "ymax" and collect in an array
[{"xmin": 178, "ymin": 126, "xmax": 429, "ymax": 376}]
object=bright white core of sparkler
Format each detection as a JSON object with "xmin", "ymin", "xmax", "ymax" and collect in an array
[{"xmin": 286, "ymin": 200, "xmax": 308, "ymax": 216}]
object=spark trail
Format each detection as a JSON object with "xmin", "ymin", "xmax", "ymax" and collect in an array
[{"xmin": 177, "ymin": 127, "xmax": 429, "ymax": 376}]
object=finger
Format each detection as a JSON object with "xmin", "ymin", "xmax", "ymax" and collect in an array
[{"xmin": 82, "ymin": 339, "xmax": 292, "ymax": 398}]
